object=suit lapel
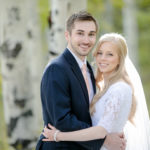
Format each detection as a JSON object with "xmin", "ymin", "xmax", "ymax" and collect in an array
[
  {"xmin": 63, "ymin": 49, "xmax": 90, "ymax": 106},
  {"xmin": 87, "ymin": 62, "xmax": 96, "ymax": 94}
]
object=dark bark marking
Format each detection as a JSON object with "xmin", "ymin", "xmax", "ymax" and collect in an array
[
  {"xmin": 49, "ymin": 51, "xmax": 58, "ymax": 56},
  {"xmin": 8, "ymin": 7, "xmax": 20, "ymax": 26},
  {"xmin": 12, "ymin": 43, "xmax": 22, "ymax": 57},
  {"xmin": 67, "ymin": 2, "xmax": 71, "ymax": 11},
  {"xmin": 22, "ymin": 110, "xmax": 33, "ymax": 117},
  {"xmin": 14, "ymin": 99, "xmax": 27, "ymax": 108},
  {"xmin": 27, "ymin": 30, "xmax": 33, "ymax": 38},
  {"xmin": 57, "ymin": 28, "xmax": 63, "ymax": 32},
  {"xmin": 9, "ymin": 7, "xmax": 20, "ymax": 21},
  {"xmin": 11, "ymin": 138, "xmax": 37, "ymax": 150},
  {"xmin": 6, "ymin": 63, "xmax": 14, "ymax": 70},
  {"xmin": 1, "ymin": 41, "xmax": 22, "ymax": 58},
  {"xmin": 48, "ymin": 11, "xmax": 52, "ymax": 28},
  {"xmin": 7, "ymin": 117, "xmax": 18, "ymax": 137},
  {"xmin": 55, "ymin": 9, "xmax": 59, "ymax": 15},
  {"xmin": 50, "ymin": 31, "xmax": 54, "ymax": 37},
  {"xmin": 13, "ymin": 88, "xmax": 27, "ymax": 108},
  {"xmin": 7, "ymin": 110, "xmax": 33, "ymax": 137}
]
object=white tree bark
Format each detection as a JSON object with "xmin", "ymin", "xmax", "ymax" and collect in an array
[
  {"xmin": 103, "ymin": 0, "xmax": 114, "ymax": 32},
  {"xmin": 122, "ymin": 0, "xmax": 139, "ymax": 68},
  {"xmin": 48, "ymin": 0, "xmax": 87, "ymax": 60},
  {"xmin": 0, "ymin": 0, "xmax": 43, "ymax": 149}
]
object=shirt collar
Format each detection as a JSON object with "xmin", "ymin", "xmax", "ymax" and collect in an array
[{"xmin": 67, "ymin": 48, "xmax": 87, "ymax": 69}]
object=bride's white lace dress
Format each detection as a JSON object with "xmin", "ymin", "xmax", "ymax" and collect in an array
[{"xmin": 92, "ymin": 81, "xmax": 132, "ymax": 150}]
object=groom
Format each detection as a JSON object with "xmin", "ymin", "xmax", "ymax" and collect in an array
[{"xmin": 36, "ymin": 11, "xmax": 125, "ymax": 150}]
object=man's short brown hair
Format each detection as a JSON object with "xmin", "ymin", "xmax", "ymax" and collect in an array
[{"xmin": 66, "ymin": 10, "xmax": 98, "ymax": 34}]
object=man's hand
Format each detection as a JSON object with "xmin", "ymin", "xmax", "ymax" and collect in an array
[{"xmin": 104, "ymin": 132, "xmax": 126, "ymax": 150}]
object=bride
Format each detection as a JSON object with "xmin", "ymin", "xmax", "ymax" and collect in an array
[{"xmin": 42, "ymin": 33, "xmax": 150, "ymax": 150}]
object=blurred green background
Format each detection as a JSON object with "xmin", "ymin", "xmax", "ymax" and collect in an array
[{"xmin": 0, "ymin": 0, "xmax": 150, "ymax": 149}]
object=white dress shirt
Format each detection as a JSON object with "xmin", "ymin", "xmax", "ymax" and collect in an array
[{"xmin": 68, "ymin": 48, "xmax": 94, "ymax": 103}]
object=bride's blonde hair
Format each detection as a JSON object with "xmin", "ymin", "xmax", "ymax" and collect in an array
[{"xmin": 90, "ymin": 33, "xmax": 136, "ymax": 124}]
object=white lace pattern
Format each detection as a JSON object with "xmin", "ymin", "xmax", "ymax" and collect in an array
[{"xmin": 92, "ymin": 82, "xmax": 132, "ymax": 150}]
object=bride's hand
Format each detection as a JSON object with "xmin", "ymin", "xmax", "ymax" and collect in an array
[{"xmin": 42, "ymin": 123, "xmax": 60, "ymax": 142}]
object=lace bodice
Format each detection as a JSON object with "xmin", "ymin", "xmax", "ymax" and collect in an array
[{"xmin": 92, "ymin": 82, "xmax": 132, "ymax": 150}]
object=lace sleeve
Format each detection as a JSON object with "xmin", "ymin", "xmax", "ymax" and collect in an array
[{"xmin": 97, "ymin": 83, "xmax": 132, "ymax": 132}]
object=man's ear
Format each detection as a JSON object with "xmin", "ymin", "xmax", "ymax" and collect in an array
[{"xmin": 65, "ymin": 31, "xmax": 69, "ymax": 41}]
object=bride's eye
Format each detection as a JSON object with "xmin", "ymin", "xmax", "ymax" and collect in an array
[
  {"xmin": 108, "ymin": 53, "xmax": 113, "ymax": 56},
  {"xmin": 97, "ymin": 52, "xmax": 102, "ymax": 55}
]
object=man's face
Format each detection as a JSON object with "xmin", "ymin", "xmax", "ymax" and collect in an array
[{"xmin": 66, "ymin": 21, "xmax": 97, "ymax": 61}]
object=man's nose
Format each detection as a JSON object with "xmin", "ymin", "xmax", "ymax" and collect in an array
[{"xmin": 83, "ymin": 36, "xmax": 90, "ymax": 43}]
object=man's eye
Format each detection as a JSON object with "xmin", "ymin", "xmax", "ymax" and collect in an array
[
  {"xmin": 77, "ymin": 32, "xmax": 83, "ymax": 35},
  {"xmin": 89, "ymin": 33, "xmax": 95, "ymax": 36}
]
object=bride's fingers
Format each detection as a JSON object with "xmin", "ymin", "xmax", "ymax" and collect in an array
[
  {"xmin": 42, "ymin": 132, "xmax": 54, "ymax": 141},
  {"xmin": 44, "ymin": 126, "xmax": 51, "ymax": 134},
  {"xmin": 42, "ymin": 132, "xmax": 48, "ymax": 139},
  {"xmin": 48, "ymin": 123, "xmax": 56, "ymax": 130},
  {"xmin": 42, "ymin": 138, "xmax": 52, "ymax": 141},
  {"xmin": 43, "ymin": 127, "xmax": 48, "ymax": 133},
  {"xmin": 44, "ymin": 126, "xmax": 49, "ymax": 132}
]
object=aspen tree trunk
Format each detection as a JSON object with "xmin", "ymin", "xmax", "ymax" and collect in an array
[
  {"xmin": 123, "ymin": 0, "xmax": 139, "ymax": 68},
  {"xmin": 0, "ymin": 0, "xmax": 43, "ymax": 149},
  {"xmin": 103, "ymin": 0, "xmax": 114, "ymax": 32},
  {"xmin": 48, "ymin": 0, "xmax": 87, "ymax": 60}
]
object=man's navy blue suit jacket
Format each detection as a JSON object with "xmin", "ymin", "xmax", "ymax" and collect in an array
[{"xmin": 36, "ymin": 49, "xmax": 105, "ymax": 150}]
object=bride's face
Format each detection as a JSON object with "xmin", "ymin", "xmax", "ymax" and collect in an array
[{"xmin": 96, "ymin": 41, "xmax": 119, "ymax": 77}]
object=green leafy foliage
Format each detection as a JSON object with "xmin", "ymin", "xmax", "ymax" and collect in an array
[
  {"xmin": 37, "ymin": 0, "xmax": 49, "ymax": 31},
  {"xmin": 137, "ymin": 0, "xmax": 150, "ymax": 9},
  {"xmin": 112, "ymin": 0, "xmax": 124, "ymax": 9},
  {"xmin": 0, "ymin": 72, "xmax": 2, "ymax": 99},
  {"xmin": 137, "ymin": 0, "xmax": 150, "ymax": 112}
]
